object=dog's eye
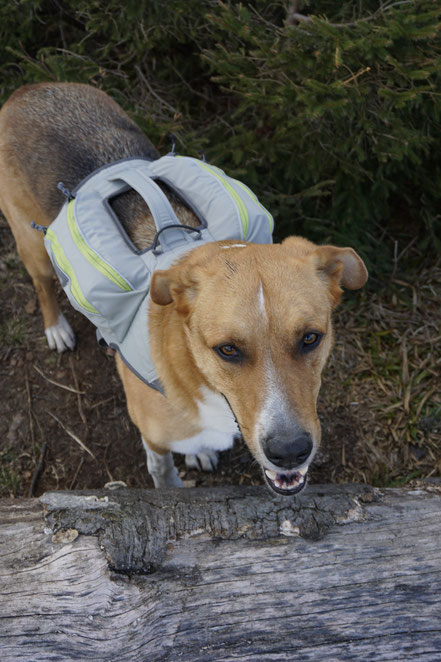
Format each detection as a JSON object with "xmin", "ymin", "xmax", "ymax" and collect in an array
[
  {"xmin": 301, "ymin": 332, "xmax": 322, "ymax": 351},
  {"xmin": 214, "ymin": 344, "xmax": 242, "ymax": 362}
]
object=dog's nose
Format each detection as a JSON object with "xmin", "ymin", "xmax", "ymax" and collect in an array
[{"xmin": 263, "ymin": 432, "xmax": 313, "ymax": 469}]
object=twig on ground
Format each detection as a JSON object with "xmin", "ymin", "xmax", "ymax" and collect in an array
[
  {"xmin": 28, "ymin": 442, "xmax": 47, "ymax": 498},
  {"xmin": 69, "ymin": 356, "xmax": 87, "ymax": 427},
  {"xmin": 2, "ymin": 347, "xmax": 13, "ymax": 362},
  {"xmin": 25, "ymin": 367, "xmax": 48, "ymax": 496},
  {"xmin": 24, "ymin": 368, "xmax": 35, "ymax": 446},
  {"xmin": 48, "ymin": 412, "xmax": 96, "ymax": 460},
  {"xmin": 69, "ymin": 456, "xmax": 85, "ymax": 490},
  {"xmin": 34, "ymin": 364, "xmax": 85, "ymax": 394},
  {"xmin": 104, "ymin": 461, "xmax": 114, "ymax": 483},
  {"xmin": 88, "ymin": 396, "xmax": 114, "ymax": 410}
]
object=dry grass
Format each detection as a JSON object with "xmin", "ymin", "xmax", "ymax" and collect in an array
[{"xmin": 319, "ymin": 252, "xmax": 441, "ymax": 486}]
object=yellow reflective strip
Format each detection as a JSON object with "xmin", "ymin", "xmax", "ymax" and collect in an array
[
  {"xmin": 184, "ymin": 158, "xmax": 249, "ymax": 237},
  {"xmin": 200, "ymin": 162, "xmax": 249, "ymax": 237},
  {"xmin": 67, "ymin": 201, "xmax": 132, "ymax": 292},
  {"xmin": 46, "ymin": 229, "xmax": 99, "ymax": 314},
  {"xmin": 202, "ymin": 163, "xmax": 273, "ymax": 233},
  {"xmin": 231, "ymin": 179, "xmax": 274, "ymax": 234}
]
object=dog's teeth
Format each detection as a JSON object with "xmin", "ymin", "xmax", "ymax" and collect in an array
[
  {"xmin": 298, "ymin": 467, "xmax": 308, "ymax": 476},
  {"xmin": 265, "ymin": 467, "xmax": 307, "ymax": 492}
]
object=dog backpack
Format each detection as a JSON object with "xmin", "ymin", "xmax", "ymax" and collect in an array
[{"xmin": 44, "ymin": 155, "xmax": 274, "ymax": 389}]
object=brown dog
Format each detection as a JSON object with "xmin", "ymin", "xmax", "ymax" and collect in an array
[{"xmin": 0, "ymin": 83, "xmax": 368, "ymax": 495}]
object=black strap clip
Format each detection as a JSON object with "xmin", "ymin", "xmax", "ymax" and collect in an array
[
  {"xmin": 57, "ymin": 181, "xmax": 75, "ymax": 201},
  {"xmin": 30, "ymin": 221, "xmax": 48, "ymax": 235}
]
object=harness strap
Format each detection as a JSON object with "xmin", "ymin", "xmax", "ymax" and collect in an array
[{"xmin": 108, "ymin": 169, "xmax": 196, "ymax": 252}]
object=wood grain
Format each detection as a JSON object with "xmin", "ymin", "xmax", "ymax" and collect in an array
[{"xmin": 1, "ymin": 483, "xmax": 440, "ymax": 661}]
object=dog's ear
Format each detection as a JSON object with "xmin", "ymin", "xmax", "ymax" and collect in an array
[
  {"xmin": 150, "ymin": 264, "xmax": 200, "ymax": 314},
  {"xmin": 150, "ymin": 269, "xmax": 175, "ymax": 306},
  {"xmin": 282, "ymin": 237, "xmax": 368, "ymax": 295},
  {"xmin": 150, "ymin": 244, "xmax": 219, "ymax": 311},
  {"xmin": 313, "ymin": 245, "xmax": 368, "ymax": 307},
  {"xmin": 314, "ymin": 245, "xmax": 368, "ymax": 289}
]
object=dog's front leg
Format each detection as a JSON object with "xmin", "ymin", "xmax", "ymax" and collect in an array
[
  {"xmin": 116, "ymin": 355, "xmax": 202, "ymax": 488},
  {"xmin": 142, "ymin": 438, "xmax": 182, "ymax": 488}
]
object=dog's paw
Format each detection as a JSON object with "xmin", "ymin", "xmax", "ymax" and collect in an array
[
  {"xmin": 143, "ymin": 440, "xmax": 183, "ymax": 488},
  {"xmin": 153, "ymin": 468, "xmax": 183, "ymax": 489},
  {"xmin": 45, "ymin": 313, "xmax": 76, "ymax": 352},
  {"xmin": 185, "ymin": 450, "xmax": 218, "ymax": 472}
]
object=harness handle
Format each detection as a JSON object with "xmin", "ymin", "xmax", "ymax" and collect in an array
[
  {"xmin": 151, "ymin": 224, "xmax": 201, "ymax": 255},
  {"xmin": 108, "ymin": 170, "xmax": 196, "ymax": 252}
]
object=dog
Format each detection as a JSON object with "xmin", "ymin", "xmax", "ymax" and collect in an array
[{"xmin": 0, "ymin": 83, "xmax": 368, "ymax": 496}]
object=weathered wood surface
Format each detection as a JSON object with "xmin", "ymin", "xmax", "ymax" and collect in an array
[{"xmin": 1, "ymin": 483, "xmax": 441, "ymax": 661}]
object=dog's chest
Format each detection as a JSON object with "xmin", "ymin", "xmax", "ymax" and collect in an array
[{"xmin": 168, "ymin": 387, "xmax": 238, "ymax": 455}]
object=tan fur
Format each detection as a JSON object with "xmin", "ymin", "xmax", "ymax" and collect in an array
[
  {"xmin": 0, "ymin": 156, "xmax": 61, "ymax": 328},
  {"xmin": 0, "ymin": 83, "xmax": 368, "ymax": 489},
  {"xmin": 148, "ymin": 239, "xmax": 347, "ymax": 456}
]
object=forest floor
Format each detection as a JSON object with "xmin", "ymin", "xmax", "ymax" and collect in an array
[{"xmin": 1, "ymin": 211, "xmax": 440, "ymax": 497}]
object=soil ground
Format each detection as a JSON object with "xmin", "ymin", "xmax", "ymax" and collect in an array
[{"xmin": 1, "ymin": 212, "xmax": 440, "ymax": 497}]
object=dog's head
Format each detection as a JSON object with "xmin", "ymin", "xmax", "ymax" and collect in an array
[{"xmin": 150, "ymin": 236, "xmax": 368, "ymax": 496}]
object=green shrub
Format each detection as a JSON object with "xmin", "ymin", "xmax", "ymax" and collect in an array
[
  {"xmin": 1, "ymin": 0, "xmax": 440, "ymax": 271},
  {"xmin": 202, "ymin": 1, "xmax": 441, "ymax": 266}
]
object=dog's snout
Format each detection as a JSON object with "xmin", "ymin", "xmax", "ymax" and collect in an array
[{"xmin": 263, "ymin": 432, "xmax": 313, "ymax": 469}]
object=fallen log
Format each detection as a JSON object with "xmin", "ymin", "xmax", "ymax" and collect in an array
[{"xmin": 1, "ymin": 482, "xmax": 441, "ymax": 661}]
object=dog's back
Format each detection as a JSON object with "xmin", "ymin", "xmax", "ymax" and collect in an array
[
  {"xmin": 0, "ymin": 83, "xmax": 159, "ymax": 218},
  {"xmin": 0, "ymin": 82, "xmax": 191, "ymax": 346},
  {"xmin": 0, "ymin": 82, "xmax": 200, "ymax": 252}
]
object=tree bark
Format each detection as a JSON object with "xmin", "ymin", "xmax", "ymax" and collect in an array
[{"xmin": 1, "ymin": 482, "xmax": 441, "ymax": 661}]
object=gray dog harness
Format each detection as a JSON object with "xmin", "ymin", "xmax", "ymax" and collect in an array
[{"xmin": 44, "ymin": 155, "xmax": 274, "ymax": 389}]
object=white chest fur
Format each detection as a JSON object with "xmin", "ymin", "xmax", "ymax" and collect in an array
[{"xmin": 168, "ymin": 387, "xmax": 238, "ymax": 455}]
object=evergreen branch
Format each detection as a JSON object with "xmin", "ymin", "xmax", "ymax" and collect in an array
[
  {"xmin": 287, "ymin": 0, "xmax": 416, "ymax": 29},
  {"xmin": 135, "ymin": 65, "xmax": 178, "ymax": 116},
  {"xmin": 342, "ymin": 67, "xmax": 372, "ymax": 86}
]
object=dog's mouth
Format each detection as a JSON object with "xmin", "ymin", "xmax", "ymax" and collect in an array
[{"xmin": 264, "ymin": 467, "xmax": 308, "ymax": 496}]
